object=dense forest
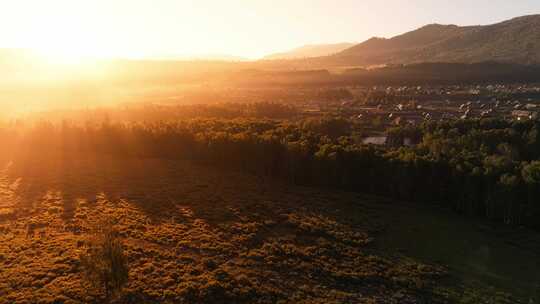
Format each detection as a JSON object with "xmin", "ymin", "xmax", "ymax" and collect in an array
[{"xmin": 2, "ymin": 111, "xmax": 540, "ymax": 229}]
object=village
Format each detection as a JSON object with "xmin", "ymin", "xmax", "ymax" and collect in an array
[
  {"xmin": 288, "ymin": 83, "xmax": 540, "ymax": 145},
  {"xmin": 296, "ymin": 84, "xmax": 540, "ymax": 123}
]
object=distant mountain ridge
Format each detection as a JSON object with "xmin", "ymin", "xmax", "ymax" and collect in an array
[
  {"xmin": 263, "ymin": 43, "xmax": 356, "ymax": 60},
  {"xmin": 150, "ymin": 54, "xmax": 249, "ymax": 62},
  {"xmin": 330, "ymin": 15, "xmax": 540, "ymax": 66},
  {"xmin": 2, "ymin": 14, "xmax": 540, "ymax": 73}
]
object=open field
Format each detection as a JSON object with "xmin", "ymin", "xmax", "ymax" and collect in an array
[{"xmin": 1, "ymin": 153, "xmax": 539, "ymax": 303}]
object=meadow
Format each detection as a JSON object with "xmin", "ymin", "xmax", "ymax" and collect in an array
[
  {"xmin": 1, "ymin": 105, "xmax": 540, "ymax": 303},
  {"xmin": 0, "ymin": 154, "xmax": 447, "ymax": 303}
]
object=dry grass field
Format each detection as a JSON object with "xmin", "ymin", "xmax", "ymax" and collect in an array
[
  {"xmin": 0, "ymin": 153, "xmax": 449, "ymax": 304},
  {"xmin": 0, "ymin": 153, "xmax": 538, "ymax": 303}
]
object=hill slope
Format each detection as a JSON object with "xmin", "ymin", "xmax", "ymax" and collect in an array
[{"xmin": 324, "ymin": 15, "xmax": 540, "ymax": 66}]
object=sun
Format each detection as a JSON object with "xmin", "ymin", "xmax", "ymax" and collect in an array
[
  {"xmin": 31, "ymin": 39, "xmax": 147, "ymax": 65},
  {"xmin": 20, "ymin": 11, "xmax": 134, "ymax": 65},
  {"xmin": 31, "ymin": 37, "xmax": 125, "ymax": 65}
]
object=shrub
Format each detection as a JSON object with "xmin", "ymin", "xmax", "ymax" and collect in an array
[{"xmin": 80, "ymin": 222, "xmax": 129, "ymax": 300}]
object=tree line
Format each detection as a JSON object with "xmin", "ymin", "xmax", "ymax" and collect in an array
[{"xmin": 2, "ymin": 116, "xmax": 540, "ymax": 228}]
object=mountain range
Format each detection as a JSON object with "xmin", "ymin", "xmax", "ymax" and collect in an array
[
  {"xmin": 301, "ymin": 14, "xmax": 540, "ymax": 67},
  {"xmin": 1, "ymin": 15, "xmax": 540, "ymax": 74}
]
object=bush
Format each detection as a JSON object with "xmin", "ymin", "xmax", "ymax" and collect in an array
[{"xmin": 80, "ymin": 222, "xmax": 129, "ymax": 300}]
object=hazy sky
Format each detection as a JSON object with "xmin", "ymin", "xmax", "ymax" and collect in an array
[{"xmin": 1, "ymin": 0, "xmax": 539, "ymax": 59}]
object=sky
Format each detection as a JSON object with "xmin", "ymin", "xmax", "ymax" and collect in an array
[{"xmin": 0, "ymin": 0, "xmax": 539, "ymax": 59}]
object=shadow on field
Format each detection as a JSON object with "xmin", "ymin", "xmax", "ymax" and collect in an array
[
  {"xmin": 5, "ymin": 153, "xmax": 186, "ymax": 222},
  {"xmin": 3, "ymin": 152, "xmax": 539, "ymax": 303}
]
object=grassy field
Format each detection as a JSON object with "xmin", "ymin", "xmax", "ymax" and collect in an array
[
  {"xmin": 0, "ymin": 153, "xmax": 538, "ymax": 303},
  {"xmin": 372, "ymin": 199, "xmax": 540, "ymax": 303}
]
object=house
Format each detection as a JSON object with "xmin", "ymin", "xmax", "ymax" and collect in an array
[
  {"xmin": 362, "ymin": 136, "xmax": 387, "ymax": 145},
  {"xmin": 512, "ymin": 110, "xmax": 538, "ymax": 120}
]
